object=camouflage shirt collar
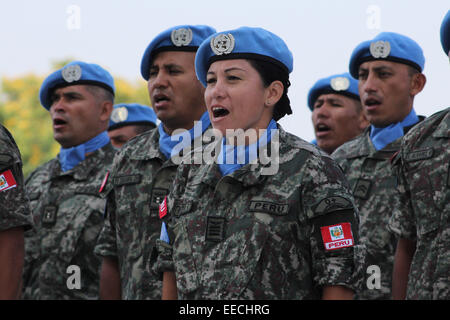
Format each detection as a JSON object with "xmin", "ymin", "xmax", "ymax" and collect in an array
[
  {"xmin": 126, "ymin": 127, "xmax": 166, "ymax": 161},
  {"xmin": 52, "ymin": 143, "xmax": 115, "ymax": 180}
]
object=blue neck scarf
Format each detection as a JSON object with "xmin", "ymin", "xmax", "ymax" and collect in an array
[
  {"xmin": 370, "ymin": 109, "xmax": 419, "ymax": 150},
  {"xmin": 59, "ymin": 131, "xmax": 110, "ymax": 172},
  {"xmin": 158, "ymin": 111, "xmax": 211, "ymax": 160},
  {"xmin": 218, "ymin": 119, "xmax": 277, "ymax": 176}
]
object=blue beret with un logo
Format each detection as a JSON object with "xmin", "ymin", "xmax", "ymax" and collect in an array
[
  {"xmin": 140, "ymin": 25, "xmax": 216, "ymax": 80},
  {"xmin": 441, "ymin": 10, "xmax": 450, "ymax": 57},
  {"xmin": 307, "ymin": 72, "xmax": 360, "ymax": 111},
  {"xmin": 195, "ymin": 26, "xmax": 294, "ymax": 87},
  {"xmin": 349, "ymin": 32, "xmax": 425, "ymax": 78},
  {"xmin": 39, "ymin": 61, "xmax": 115, "ymax": 110},
  {"xmin": 108, "ymin": 103, "xmax": 157, "ymax": 131}
]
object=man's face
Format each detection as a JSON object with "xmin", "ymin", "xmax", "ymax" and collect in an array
[
  {"xmin": 312, "ymin": 93, "xmax": 368, "ymax": 154},
  {"xmin": 49, "ymin": 85, "xmax": 108, "ymax": 148},
  {"xmin": 357, "ymin": 60, "xmax": 415, "ymax": 127},
  {"xmin": 108, "ymin": 125, "xmax": 140, "ymax": 148},
  {"xmin": 147, "ymin": 51, "xmax": 206, "ymax": 134}
]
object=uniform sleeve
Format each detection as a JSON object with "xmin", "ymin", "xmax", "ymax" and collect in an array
[
  {"xmin": 388, "ymin": 157, "xmax": 417, "ymax": 240},
  {"xmin": 94, "ymin": 181, "xmax": 118, "ymax": 258},
  {"xmin": 301, "ymin": 154, "xmax": 365, "ymax": 293},
  {"xmin": 0, "ymin": 141, "xmax": 33, "ymax": 231}
]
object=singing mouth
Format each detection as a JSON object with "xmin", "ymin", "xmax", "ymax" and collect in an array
[{"xmin": 211, "ymin": 106, "xmax": 230, "ymax": 118}]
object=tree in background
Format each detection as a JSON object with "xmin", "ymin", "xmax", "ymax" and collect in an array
[{"xmin": 0, "ymin": 60, "xmax": 151, "ymax": 177}]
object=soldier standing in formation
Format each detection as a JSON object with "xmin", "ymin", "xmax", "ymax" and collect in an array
[{"xmin": 22, "ymin": 61, "xmax": 116, "ymax": 299}]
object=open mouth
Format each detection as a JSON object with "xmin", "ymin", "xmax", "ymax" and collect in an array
[
  {"xmin": 365, "ymin": 98, "xmax": 381, "ymax": 108},
  {"xmin": 212, "ymin": 106, "xmax": 230, "ymax": 119},
  {"xmin": 153, "ymin": 93, "xmax": 170, "ymax": 105},
  {"xmin": 315, "ymin": 123, "xmax": 331, "ymax": 134},
  {"xmin": 53, "ymin": 118, "xmax": 67, "ymax": 127}
]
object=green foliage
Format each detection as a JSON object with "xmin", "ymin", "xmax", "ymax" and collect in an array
[{"xmin": 0, "ymin": 63, "xmax": 151, "ymax": 178}]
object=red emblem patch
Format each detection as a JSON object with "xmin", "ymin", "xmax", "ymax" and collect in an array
[
  {"xmin": 320, "ymin": 223, "xmax": 354, "ymax": 251},
  {"xmin": 0, "ymin": 169, "xmax": 17, "ymax": 192},
  {"xmin": 99, "ymin": 171, "xmax": 110, "ymax": 193},
  {"xmin": 159, "ymin": 196, "xmax": 168, "ymax": 219}
]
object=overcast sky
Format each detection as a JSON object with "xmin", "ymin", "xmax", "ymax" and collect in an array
[{"xmin": 0, "ymin": 0, "xmax": 448, "ymax": 141}]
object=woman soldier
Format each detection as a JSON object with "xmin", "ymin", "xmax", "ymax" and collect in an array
[{"xmin": 155, "ymin": 26, "xmax": 364, "ymax": 299}]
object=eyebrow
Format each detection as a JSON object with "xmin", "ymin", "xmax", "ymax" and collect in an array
[
  {"xmin": 359, "ymin": 65, "xmax": 394, "ymax": 73},
  {"xmin": 207, "ymin": 67, "xmax": 246, "ymax": 75}
]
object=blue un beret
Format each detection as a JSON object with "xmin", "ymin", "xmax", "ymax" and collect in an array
[
  {"xmin": 195, "ymin": 26, "xmax": 294, "ymax": 87},
  {"xmin": 349, "ymin": 32, "xmax": 425, "ymax": 78},
  {"xmin": 440, "ymin": 10, "xmax": 450, "ymax": 57},
  {"xmin": 108, "ymin": 103, "xmax": 157, "ymax": 131},
  {"xmin": 140, "ymin": 25, "xmax": 216, "ymax": 80},
  {"xmin": 307, "ymin": 72, "xmax": 360, "ymax": 111},
  {"xmin": 39, "ymin": 61, "xmax": 115, "ymax": 110}
]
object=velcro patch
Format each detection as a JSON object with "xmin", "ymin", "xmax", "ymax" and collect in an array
[
  {"xmin": 205, "ymin": 217, "xmax": 226, "ymax": 242},
  {"xmin": 320, "ymin": 222, "xmax": 354, "ymax": 251},
  {"xmin": 353, "ymin": 179, "xmax": 372, "ymax": 199},
  {"xmin": 0, "ymin": 169, "xmax": 17, "ymax": 192},
  {"xmin": 159, "ymin": 196, "xmax": 168, "ymax": 219}
]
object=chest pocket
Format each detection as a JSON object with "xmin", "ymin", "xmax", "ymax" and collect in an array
[{"xmin": 404, "ymin": 147, "xmax": 446, "ymax": 236}]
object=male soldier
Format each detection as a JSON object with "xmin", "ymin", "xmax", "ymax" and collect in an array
[
  {"xmin": 389, "ymin": 10, "xmax": 450, "ymax": 300},
  {"xmin": 0, "ymin": 125, "xmax": 32, "ymax": 299},
  {"xmin": 332, "ymin": 32, "xmax": 427, "ymax": 299},
  {"xmin": 94, "ymin": 25, "xmax": 216, "ymax": 299},
  {"xmin": 22, "ymin": 61, "xmax": 116, "ymax": 299},
  {"xmin": 108, "ymin": 103, "xmax": 157, "ymax": 148},
  {"xmin": 308, "ymin": 72, "xmax": 369, "ymax": 154}
]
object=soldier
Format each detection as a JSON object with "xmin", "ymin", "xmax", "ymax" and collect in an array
[
  {"xmin": 308, "ymin": 72, "xmax": 368, "ymax": 154},
  {"xmin": 332, "ymin": 32, "xmax": 427, "ymax": 299},
  {"xmin": 389, "ymin": 10, "xmax": 450, "ymax": 300},
  {"xmin": 0, "ymin": 125, "xmax": 32, "ymax": 299},
  {"xmin": 108, "ymin": 103, "xmax": 157, "ymax": 148},
  {"xmin": 156, "ymin": 26, "xmax": 364, "ymax": 300},
  {"xmin": 94, "ymin": 25, "xmax": 216, "ymax": 300},
  {"xmin": 22, "ymin": 61, "xmax": 116, "ymax": 299}
]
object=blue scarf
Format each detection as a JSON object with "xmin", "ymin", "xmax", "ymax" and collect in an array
[
  {"xmin": 58, "ymin": 131, "xmax": 110, "ymax": 172},
  {"xmin": 370, "ymin": 109, "xmax": 419, "ymax": 150},
  {"xmin": 218, "ymin": 119, "xmax": 277, "ymax": 176},
  {"xmin": 158, "ymin": 111, "xmax": 211, "ymax": 159}
]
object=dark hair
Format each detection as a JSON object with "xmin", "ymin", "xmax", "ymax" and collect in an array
[{"xmin": 248, "ymin": 59, "xmax": 292, "ymax": 121}]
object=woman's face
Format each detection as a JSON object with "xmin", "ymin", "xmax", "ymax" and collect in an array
[{"xmin": 205, "ymin": 59, "xmax": 274, "ymax": 137}]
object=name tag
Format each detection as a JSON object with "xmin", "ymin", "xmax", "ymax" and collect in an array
[
  {"xmin": 248, "ymin": 201, "xmax": 289, "ymax": 215},
  {"xmin": 42, "ymin": 205, "xmax": 58, "ymax": 226},
  {"xmin": 405, "ymin": 148, "xmax": 434, "ymax": 162},
  {"xmin": 113, "ymin": 174, "xmax": 142, "ymax": 186}
]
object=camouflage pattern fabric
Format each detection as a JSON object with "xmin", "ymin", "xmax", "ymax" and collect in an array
[
  {"xmin": 332, "ymin": 120, "xmax": 423, "ymax": 300},
  {"xmin": 0, "ymin": 124, "xmax": 32, "ymax": 231},
  {"xmin": 155, "ymin": 125, "xmax": 365, "ymax": 299},
  {"xmin": 95, "ymin": 127, "xmax": 207, "ymax": 299},
  {"xmin": 22, "ymin": 143, "xmax": 116, "ymax": 299},
  {"xmin": 389, "ymin": 107, "xmax": 449, "ymax": 300}
]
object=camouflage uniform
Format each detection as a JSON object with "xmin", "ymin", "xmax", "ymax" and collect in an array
[
  {"xmin": 155, "ymin": 126, "xmax": 364, "ymax": 299},
  {"xmin": 22, "ymin": 143, "xmax": 115, "ymax": 299},
  {"xmin": 95, "ymin": 127, "xmax": 206, "ymax": 299},
  {"xmin": 332, "ymin": 120, "xmax": 423, "ymax": 300},
  {"xmin": 389, "ymin": 108, "xmax": 449, "ymax": 299},
  {"xmin": 0, "ymin": 124, "xmax": 32, "ymax": 231}
]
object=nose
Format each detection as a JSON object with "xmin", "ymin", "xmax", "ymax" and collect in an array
[
  {"xmin": 361, "ymin": 71, "xmax": 378, "ymax": 95},
  {"xmin": 313, "ymin": 103, "xmax": 330, "ymax": 120},
  {"xmin": 49, "ymin": 97, "xmax": 65, "ymax": 114},
  {"xmin": 209, "ymin": 77, "xmax": 226, "ymax": 101},
  {"xmin": 149, "ymin": 70, "xmax": 168, "ymax": 90}
]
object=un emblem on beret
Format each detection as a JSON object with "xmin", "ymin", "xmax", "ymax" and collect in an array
[
  {"xmin": 171, "ymin": 28, "xmax": 193, "ymax": 47},
  {"xmin": 370, "ymin": 40, "xmax": 391, "ymax": 58},
  {"xmin": 111, "ymin": 107, "xmax": 128, "ymax": 123},
  {"xmin": 62, "ymin": 64, "xmax": 82, "ymax": 83},
  {"xmin": 330, "ymin": 77, "xmax": 350, "ymax": 91},
  {"xmin": 210, "ymin": 33, "xmax": 235, "ymax": 55}
]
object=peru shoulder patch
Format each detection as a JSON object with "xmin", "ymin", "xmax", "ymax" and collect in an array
[{"xmin": 320, "ymin": 222, "xmax": 354, "ymax": 251}]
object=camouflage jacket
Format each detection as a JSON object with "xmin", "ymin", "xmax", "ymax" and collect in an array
[
  {"xmin": 0, "ymin": 124, "xmax": 32, "ymax": 231},
  {"xmin": 155, "ymin": 125, "xmax": 364, "ymax": 299},
  {"xmin": 389, "ymin": 107, "xmax": 449, "ymax": 300},
  {"xmin": 22, "ymin": 143, "xmax": 116, "ymax": 300},
  {"xmin": 94, "ymin": 127, "xmax": 207, "ymax": 299},
  {"xmin": 332, "ymin": 120, "xmax": 423, "ymax": 300}
]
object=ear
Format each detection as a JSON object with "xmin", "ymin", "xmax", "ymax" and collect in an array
[
  {"xmin": 410, "ymin": 73, "xmax": 426, "ymax": 96},
  {"xmin": 264, "ymin": 80, "xmax": 284, "ymax": 108},
  {"xmin": 99, "ymin": 100, "xmax": 114, "ymax": 122}
]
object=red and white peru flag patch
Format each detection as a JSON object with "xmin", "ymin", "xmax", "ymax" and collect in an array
[
  {"xmin": 320, "ymin": 223, "xmax": 354, "ymax": 251},
  {"xmin": 159, "ymin": 196, "xmax": 168, "ymax": 219},
  {"xmin": 0, "ymin": 169, "xmax": 17, "ymax": 192}
]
